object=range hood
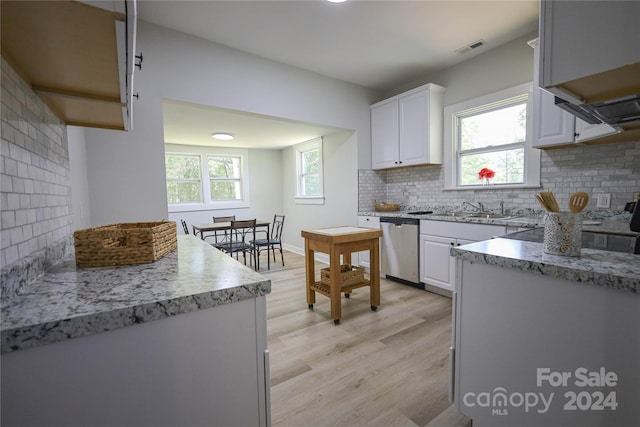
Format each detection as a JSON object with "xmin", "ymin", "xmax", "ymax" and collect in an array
[{"xmin": 554, "ymin": 94, "xmax": 640, "ymax": 128}]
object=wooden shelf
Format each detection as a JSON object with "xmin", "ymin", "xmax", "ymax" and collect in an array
[{"xmin": 310, "ymin": 279, "xmax": 372, "ymax": 298}]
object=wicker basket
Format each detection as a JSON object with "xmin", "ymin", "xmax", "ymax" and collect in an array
[
  {"xmin": 320, "ymin": 264, "xmax": 365, "ymax": 287},
  {"xmin": 375, "ymin": 202, "xmax": 400, "ymax": 212},
  {"xmin": 74, "ymin": 221, "xmax": 177, "ymax": 268}
]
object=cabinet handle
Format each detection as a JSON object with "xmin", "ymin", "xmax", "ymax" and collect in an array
[
  {"xmin": 450, "ymin": 242, "xmax": 455, "ymax": 246},
  {"xmin": 449, "ymin": 346, "xmax": 455, "ymax": 403}
]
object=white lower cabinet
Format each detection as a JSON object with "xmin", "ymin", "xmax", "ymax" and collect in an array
[
  {"xmin": 1, "ymin": 297, "xmax": 271, "ymax": 427},
  {"xmin": 420, "ymin": 220, "xmax": 505, "ymax": 292},
  {"xmin": 452, "ymin": 261, "xmax": 640, "ymax": 427},
  {"xmin": 356, "ymin": 215, "xmax": 380, "ymax": 271}
]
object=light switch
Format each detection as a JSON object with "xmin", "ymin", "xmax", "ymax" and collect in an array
[{"xmin": 596, "ymin": 193, "xmax": 611, "ymax": 209}]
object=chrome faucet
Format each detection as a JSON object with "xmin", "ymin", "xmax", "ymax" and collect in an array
[{"xmin": 463, "ymin": 201, "xmax": 484, "ymax": 212}]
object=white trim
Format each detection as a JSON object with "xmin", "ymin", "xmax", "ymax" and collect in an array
[
  {"xmin": 165, "ymin": 144, "xmax": 251, "ymax": 212},
  {"xmin": 294, "ymin": 137, "xmax": 324, "ymax": 199},
  {"xmin": 443, "ymin": 82, "xmax": 540, "ymax": 191},
  {"xmin": 294, "ymin": 197, "xmax": 325, "ymax": 205}
]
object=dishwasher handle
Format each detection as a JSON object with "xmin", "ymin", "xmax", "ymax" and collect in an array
[{"xmin": 380, "ymin": 217, "xmax": 419, "ymax": 226}]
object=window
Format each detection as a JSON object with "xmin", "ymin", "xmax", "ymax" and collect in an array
[
  {"xmin": 295, "ymin": 137, "xmax": 324, "ymax": 204},
  {"xmin": 166, "ymin": 154, "xmax": 202, "ymax": 203},
  {"xmin": 165, "ymin": 145, "xmax": 250, "ymax": 211},
  {"xmin": 208, "ymin": 155, "xmax": 242, "ymax": 201},
  {"xmin": 444, "ymin": 83, "xmax": 540, "ymax": 190}
]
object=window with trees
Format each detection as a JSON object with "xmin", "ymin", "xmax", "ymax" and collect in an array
[
  {"xmin": 165, "ymin": 145, "xmax": 250, "ymax": 211},
  {"xmin": 166, "ymin": 154, "xmax": 202, "ymax": 204},
  {"xmin": 444, "ymin": 83, "xmax": 540, "ymax": 190},
  {"xmin": 295, "ymin": 137, "xmax": 324, "ymax": 204}
]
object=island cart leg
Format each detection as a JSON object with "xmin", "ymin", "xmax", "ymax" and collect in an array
[
  {"xmin": 343, "ymin": 251, "xmax": 352, "ymax": 299},
  {"xmin": 305, "ymin": 240, "xmax": 316, "ymax": 309},
  {"xmin": 370, "ymin": 239, "xmax": 380, "ymax": 311},
  {"xmin": 330, "ymin": 246, "xmax": 342, "ymax": 324}
]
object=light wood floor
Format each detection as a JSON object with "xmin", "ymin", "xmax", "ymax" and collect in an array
[{"xmin": 259, "ymin": 250, "xmax": 471, "ymax": 427}]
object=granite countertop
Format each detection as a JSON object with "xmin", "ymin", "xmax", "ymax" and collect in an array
[
  {"xmin": 1, "ymin": 236, "xmax": 271, "ymax": 353},
  {"xmin": 358, "ymin": 210, "xmax": 638, "ymax": 236},
  {"xmin": 451, "ymin": 238, "xmax": 640, "ymax": 294}
]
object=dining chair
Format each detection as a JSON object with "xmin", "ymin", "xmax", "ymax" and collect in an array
[
  {"xmin": 211, "ymin": 215, "xmax": 236, "ymax": 246},
  {"xmin": 216, "ymin": 219, "xmax": 257, "ymax": 268},
  {"xmin": 251, "ymin": 215, "xmax": 285, "ymax": 270},
  {"xmin": 181, "ymin": 219, "xmax": 189, "ymax": 234}
]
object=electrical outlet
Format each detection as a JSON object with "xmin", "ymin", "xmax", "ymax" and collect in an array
[
  {"xmin": 593, "ymin": 234, "xmax": 608, "ymax": 249},
  {"xmin": 596, "ymin": 193, "xmax": 611, "ymax": 209}
]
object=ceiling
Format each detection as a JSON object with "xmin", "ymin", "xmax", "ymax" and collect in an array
[{"xmin": 138, "ymin": 0, "xmax": 539, "ymax": 148}]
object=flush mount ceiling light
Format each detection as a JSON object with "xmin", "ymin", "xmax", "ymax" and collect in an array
[
  {"xmin": 325, "ymin": 0, "xmax": 349, "ymax": 3},
  {"xmin": 211, "ymin": 132, "xmax": 234, "ymax": 140}
]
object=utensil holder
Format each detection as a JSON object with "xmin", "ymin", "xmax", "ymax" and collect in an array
[{"xmin": 543, "ymin": 212, "xmax": 583, "ymax": 257}]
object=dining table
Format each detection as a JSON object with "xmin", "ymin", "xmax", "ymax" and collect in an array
[{"xmin": 192, "ymin": 220, "xmax": 272, "ymax": 269}]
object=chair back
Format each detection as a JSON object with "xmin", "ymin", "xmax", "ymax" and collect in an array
[
  {"xmin": 213, "ymin": 215, "xmax": 236, "ymax": 223},
  {"xmin": 271, "ymin": 215, "xmax": 285, "ymax": 240},
  {"xmin": 231, "ymin": 219, "xmax": 257, "ymax": 243},
  {"xmin": 181, "ymin": 219, "xmax": 189, "ymax": 234}
]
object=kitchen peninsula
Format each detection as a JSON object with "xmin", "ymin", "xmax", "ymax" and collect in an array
[
  {"xmin": 450, "ymin": 236, "xmax": 640, "ymax": 427},
  {"xmin": 1, "ymin": 236, "xmax": 271, "ymax": 427}
]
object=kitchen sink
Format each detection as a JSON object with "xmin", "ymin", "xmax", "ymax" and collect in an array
[
  {"xmin": 437, "ymin": 211, "xmax": 475, "ymax": 217},
  {"xmin": 468, "ymin": 213, "xmax": 514, "ymax": 219}
]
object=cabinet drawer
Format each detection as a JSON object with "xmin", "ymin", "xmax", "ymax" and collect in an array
[{"xmin": 420, "ymin": 220, "xmax": 505, "ymax": 241}]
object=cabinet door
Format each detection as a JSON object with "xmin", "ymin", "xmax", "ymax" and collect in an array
[
  {"xmin": 420, "ymin": 234, "xmax": 454, "ymax": 291},
  {"xmin": 356, "ymin": 216, "xmax": 380, "ymax": 270},
  {"xmin": 371, "ymin": 101, "xmax": 399, "ymax": 169},
  {"xmin": 531, "ymin": 38, "xmax": 576, "ymax": 148},
  {"xmin": 575, "ymin": 119, "xmax": 618, "ymax": 142},
  {"xmin": 532, "ymin": 85, "xmax": 576, "ymax": 148},
  {"xmin": 399, "ymin": 89, "xmax": 429, "ymax": 166}
]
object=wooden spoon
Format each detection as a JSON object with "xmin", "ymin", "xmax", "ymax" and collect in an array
[
  {"xmin": 540, "ymin": 191, "xmax": 560, "ymax": 212},
  {"xmin": 535, "ymin": 194, "xmax": 551, "ymax": 212},
  {"xmin": 569, "ymin": 192, "xmax": 589, "ymax": 213}
]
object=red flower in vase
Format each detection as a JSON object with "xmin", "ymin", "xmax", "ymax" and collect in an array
[{"xmin": 478, "ymin": 168, "xmax": 495, "ymax": 180}]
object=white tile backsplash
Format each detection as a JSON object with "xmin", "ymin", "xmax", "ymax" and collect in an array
[
  {"xmin": 0, "ymin": 56, "xmax": 72, "ymax": 272},
  {"xmin": 360, "ymin": 141, "xmax": 640, "ymax": 214}
]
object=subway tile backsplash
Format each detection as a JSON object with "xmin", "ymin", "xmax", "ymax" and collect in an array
[
  {"xmin": 1, "ymin": 56, "xmax": 73, "ymax": 298},
  {"xmin": 359, "ymin": 142, "xmax": 640, "ymax": 215}
]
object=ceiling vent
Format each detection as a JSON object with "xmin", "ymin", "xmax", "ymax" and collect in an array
[{"xmin": 455, "ymin": 39, "xmax": 486, "ymax": 55}]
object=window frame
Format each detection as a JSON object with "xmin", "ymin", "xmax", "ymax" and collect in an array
[
  {"xmin": 294, "ymin": 137, "xmax": 325, "ymax": 205},
  {"xmin": 165, "ymin": 153, "xmax": 203, "ymax": 205},
  {"xmin": 165, "ymin": 144, "xmax": 250, "ymax": 212},
  {"xmin": 443, "ymin": 82, "xmax": 541, "ymax": 190}
]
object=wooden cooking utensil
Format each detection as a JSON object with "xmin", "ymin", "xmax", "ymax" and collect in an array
[
  {"xmin": 535, "ymin": 194, "xmax": 551, "ymax": 212},
  {"xmin": 569, "ymin": 192, "xmax": 589, "ymax": 213},
  {"xmin": 540, "ymin": 191, "xmax": 560, "ymax": 212}
]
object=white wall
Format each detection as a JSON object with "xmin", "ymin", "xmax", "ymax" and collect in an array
[
  {"xmin": 389, "ymin": 32, "xmax": 537, "ymax": 106},
  {"xmin": 82, "ymin": 22, "xmax": 378, "ymax": 247},
  {"xmin": 282, "ymin": 130, "xmax": 358, "ymax": 252}
]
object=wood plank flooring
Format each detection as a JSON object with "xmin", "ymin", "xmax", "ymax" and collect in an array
[{"xmin": 259, "ymin": 251, "xmax": 471, "ymax": 427}]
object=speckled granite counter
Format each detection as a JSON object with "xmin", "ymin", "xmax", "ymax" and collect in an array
[
  {"xmin": 451, "ymin": 238, "xmax": 640, "ymax": 294},
  {"xmin": 358, "ymin": 210, "xmax": 639, "ymax": 236},
  {"xmin": 1, "ymin": 235, "xmax": 271, "ymax": 353}
]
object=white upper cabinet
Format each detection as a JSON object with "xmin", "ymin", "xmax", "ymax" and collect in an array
[
  {"xmin": 1, "ymin": 0, "xmax": 137, "ymax": 131},
  {"xmin": 539, "ymin": 0, "xmax": 640, "ymax": 104},
  {"xmin": 371, "ymin": 83, "xmax": 445, "ymax": 169},
  {"xmin": 530, "ymin": 39, "xmax": 617, "ymax": 149}
]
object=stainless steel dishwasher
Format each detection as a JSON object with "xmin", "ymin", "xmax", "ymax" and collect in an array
[{"xmin": 380, "ymin": 217, "xmax": 421, "ymax": 288}]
